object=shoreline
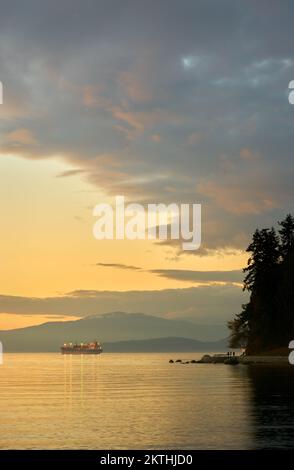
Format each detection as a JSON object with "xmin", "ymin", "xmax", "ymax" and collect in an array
[
  {"xmin": 169, "ymin": 352, "xmax": 292, "ymax": 366},
  {"xmin": 239, "ymin": 355, "xmax": 290, "ymax": 365}
]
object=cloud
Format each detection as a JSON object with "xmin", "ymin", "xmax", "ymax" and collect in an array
[
  {"xmin": 151, "ymin": 134, "xmax": 161, "ymax": 142},
  {"xmin": 197, "ymin": 180, "xmax": 278, "ymax": 215},
  {"xmin": 94, "ymin": 264, "xmax": 242, "ymax": 282},
  {"xmin": 239, "ymin": 148, "xmax": 261, "ymax": 162},
  {"xmin": 0, "ymin": 284, "xmax": 248, "ymax": 325},
  {"xmin": 186, "ymin": 132, "xmax": 204, "ymax": 146},
  {"xmin": 96, "ymin": 263, "xmax": 141, "ymax": 270},
  {"xmin": 1, "ymin": 0, "xmax": 294, "ymax": 254},
  {"xmin": 150, "ymin": 269, "xmax": 243, "ymax": 283},
  {"xmin": 4, "ymin": 128, "xmax": 37, "ymax": 146},
  {"xmin": 56, "ymin": 169, "xmax": 85, "ymax": 178},
  {"xmin": 118, "ymin": 60, "xmax": 156, "ymax": 104}
]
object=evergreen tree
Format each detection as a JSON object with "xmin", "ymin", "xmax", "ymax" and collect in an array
[
  {"xmin": 228, "ymin": 221, "xmax": 290, "ymax": 353},
  {"xmin": 228, "ymin": 303, "xmax": 250, "ymax": 348},
  {"xmin": 278, "ymin": 214, "xmax": 294, "ymax": 258},
  {"xmin": 243, "ymin": 227, "xmax": 280, "ymax": 292}
]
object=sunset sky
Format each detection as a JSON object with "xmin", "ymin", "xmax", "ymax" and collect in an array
[{"xmin": 1, "ymin": 0, "xmax": 294, "ymax": 330}]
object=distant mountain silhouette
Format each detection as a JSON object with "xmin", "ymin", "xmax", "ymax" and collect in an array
[{"xmin": 0, "ymin": 312, "xmax": 227, "ymax": 352}]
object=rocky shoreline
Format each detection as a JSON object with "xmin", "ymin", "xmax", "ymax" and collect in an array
[{"xmin": 169, "ymin": 353, "xmax": 291, "ymax": 365}]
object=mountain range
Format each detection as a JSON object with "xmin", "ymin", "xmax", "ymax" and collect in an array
[{"xmin": 0, "ymin": 312, "xmax": 228, "ymax": 352}]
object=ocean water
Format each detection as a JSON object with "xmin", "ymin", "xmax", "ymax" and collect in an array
[{"xmin": 0, "ymin": 352, "xmax": 294, "ymax": 449}]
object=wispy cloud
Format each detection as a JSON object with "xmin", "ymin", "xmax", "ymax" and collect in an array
[
  {"xmin": 56, "ymin": 169, "xmax": 85, "ymax": 178},
  {"xmin": 150, "ymin": 269, "xmax": 243, "ymax": 283},
  {"xmin": 96, "ymin": 262, "xmax": 141, "ymax": 271}
]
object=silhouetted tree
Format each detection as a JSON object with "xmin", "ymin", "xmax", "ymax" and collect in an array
[
  {"xmin": 243, "ymin": 227, "xmax": 280, "ymax": 292},
  {"xmin": 228, "ymin": 216, "xmax": 294, "ymax": 354},
  {"xmin": 228, "ymin": 303, "xmax": 250, "ymax": 348},
  {"xmin": 278, "ymin": 214, "xmax": 294, "ymax": 259}
]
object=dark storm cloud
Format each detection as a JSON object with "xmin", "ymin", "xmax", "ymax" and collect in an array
[{"xmin": 1, "ymin": 0, "xmax": 294, "ymax": 252}]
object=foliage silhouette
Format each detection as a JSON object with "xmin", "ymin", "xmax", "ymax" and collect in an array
[{"xmin": 228, "ymin": 214, "xmax": 294, "ymax": 353}]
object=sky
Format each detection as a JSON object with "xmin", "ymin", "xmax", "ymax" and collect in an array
[{"xmin": 0, "ymin": 0, "xmax": 293, "ymax": 330}]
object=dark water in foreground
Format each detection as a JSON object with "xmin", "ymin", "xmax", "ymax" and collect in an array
[{"xmin": 0, "ymin": 353, "xmax": 294, "ymax": 449}]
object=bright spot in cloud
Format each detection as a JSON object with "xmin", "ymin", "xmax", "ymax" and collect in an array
[{"xmin": 181, "ymin": 55, "xmax": 197, "ymax": 70}]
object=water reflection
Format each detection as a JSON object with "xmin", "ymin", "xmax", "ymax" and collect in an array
[
  {"xmin": 247, "ymin": 365, "xmax": 294, "ymax": 449},
  {"xmin": 1, "ymin": 353, "xmax": 294, "ymax": 449},
  {"xmin": 63, "ymin": 354, "xmax": 101, "ymax": 411}
]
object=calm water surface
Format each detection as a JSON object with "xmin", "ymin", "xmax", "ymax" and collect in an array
[{"xmin": 0, "ymin": 353, "xmax": 294, "ymax": 449}]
